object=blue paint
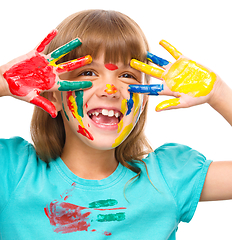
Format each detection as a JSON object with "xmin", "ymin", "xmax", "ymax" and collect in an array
[
  {"xmin": 126, "ymin": 92, "xmax": 134, "ymax": 115},
  {"xmin": 147, "ymin": 51, "xmax": 169, "ymax": 67},
  {"xmin": 128, "ymin": 84, "xmax": 163, "ymax": 95}
]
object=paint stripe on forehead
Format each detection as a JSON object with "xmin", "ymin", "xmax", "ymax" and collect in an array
[{"xmin": 105, "ymin": 63, "xmax": 118, "ymax": 71}]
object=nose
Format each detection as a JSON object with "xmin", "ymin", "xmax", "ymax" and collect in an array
[{"xmin": 95, "ymin": 81, "xmax": 121, "ymax": 99}]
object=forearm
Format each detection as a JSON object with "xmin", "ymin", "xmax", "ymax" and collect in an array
[{"xmin": 208, "ymin": 79, "xmax": 232, "ymax": 126}]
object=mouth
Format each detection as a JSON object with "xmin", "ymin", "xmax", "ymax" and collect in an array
[{"xmin": 87, "ymin": 108, "xmax": 123, "ymax": 127}]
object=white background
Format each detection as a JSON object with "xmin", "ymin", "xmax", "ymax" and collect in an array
[{"xmin": 0, "ymin": 0, "xmax": 231, "ymax": 239}]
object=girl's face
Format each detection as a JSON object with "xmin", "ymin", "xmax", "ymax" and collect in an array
[{"xmin": 58, "ymin": 53, "xmax": 145, "ymax": 150}]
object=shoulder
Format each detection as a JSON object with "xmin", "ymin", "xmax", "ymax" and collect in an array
[
  {"xmin": 0, "ymin": 136, "xmax": 38, "ymax": 174},
  {"xmin": 146, "ymin": 142, "xmax": 210, "ymax": 170},
  {"xmin": 144, "ymin": 143, "xmax": 212, "ymax": 222}
]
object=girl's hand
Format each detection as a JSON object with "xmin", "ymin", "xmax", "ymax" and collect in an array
[
  {"xmin": 129, "ymin": 40, "xmax": 221, "ymax": 111},
  {"xmin": 0, "ymin": 30, "xmax": 92, "ymax": 117}
]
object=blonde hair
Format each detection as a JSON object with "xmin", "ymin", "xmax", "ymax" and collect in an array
[{"xmin": 31, "ymin": 10, "xmax": 153, "ymax": 179}]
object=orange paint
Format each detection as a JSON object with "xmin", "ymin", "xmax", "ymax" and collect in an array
[{"xmin": 104, "ymin": 84, "xmax": 118, "ymax": 95}]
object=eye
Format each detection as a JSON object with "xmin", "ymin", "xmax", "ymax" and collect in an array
[
  {"xmin": 120, "ymin": 73, "xmax": 136, "ymax": 79},
  {"xmin": 79, "ymin": 70, "xmax": 97, "ymax": 77}
]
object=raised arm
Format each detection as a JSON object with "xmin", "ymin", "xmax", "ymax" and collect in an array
[
  {"xmin": 0, "ymin": 30, "xmax": 92, "ymax": 118},
  {"xmin": 130, "ymin": 40, "xmax": 232, "ymax": 201}
]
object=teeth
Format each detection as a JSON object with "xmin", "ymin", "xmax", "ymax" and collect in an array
[
  {"xmin": 102, "ymin": 109, "xmax": 109, "ymax": 116},
  {"xmin": 108, "ymin": 110, "xmax": 114, "ymax": 117},
  {"xmin": 88, "ymin": 109, "xmax": 121, "ymax": 118}
]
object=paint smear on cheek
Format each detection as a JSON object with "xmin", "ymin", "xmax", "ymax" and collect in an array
[
  {"xmin": 112, "ymin": 123, "xmax": 133, "ymax": 148},
  {"xmin": 66, "ymin": 91, "xmax": 94, "ymax": 141},
  {"xmin": 104, "ymin": 63, "xmax": 118, "ymax": 71}
]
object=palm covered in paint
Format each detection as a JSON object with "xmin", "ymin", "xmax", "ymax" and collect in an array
[
  {"xmin": 129, "ymin": 40, "xmax": 219, "ymax": 111},
  {"xmin": 0, "ymin": 30, "xmax": 92, "ymax": 117}
]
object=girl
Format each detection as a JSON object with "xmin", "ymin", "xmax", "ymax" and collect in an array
[{"xmin": 0, "ymin": 9, "xmax": 232, "ymax": 239}]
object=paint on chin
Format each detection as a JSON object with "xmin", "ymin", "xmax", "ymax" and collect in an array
[{"xmin": 104, "ymin": 63, "xmax": 118, "ymax": 71}]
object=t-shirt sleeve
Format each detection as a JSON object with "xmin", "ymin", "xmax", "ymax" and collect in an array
[
  {"xmin": 154, "ymin": 143, "xmax": 212, "ymax": 223},
  {"xmin": 0, "ymin": 137, "xmax": 31, "ymax": 213}
]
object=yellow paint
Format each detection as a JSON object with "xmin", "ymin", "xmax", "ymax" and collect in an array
[
  {"xmin": 163, "ymin": 59, "xmax": 217, "ymax": 97},
  {"xmin": 104, "ymin": 84, "xmax": 118, "ymax": 95},
  {"xmin": 156, "ymin": 98, "xmax": 180, "ymax": 111},
  {"xmin": 120, "ymin": 99, "xmax": 128, "ymax": 115},
  {"xmin": 49, "ymin": 53, "xmax": 67, "ymax": 67},
  {"xmin": 117, "ymin": 119, "xmax": 124, "ymax": 133},
  {"xmin": 130, "ymin": 59, "xmax": 164, "ymax": 79},
  {"xmin": 112, "ymin": 123, "xmax": 133, "ymax": 148},
  {"xmin": 132, "ymin": 93, "xmax": 141, "ymax": 117},
  {"xmin": 159, "ymin": 40, "xmax": 182, "ymax": 60},
  {"xmin": 68, "ymin": 94, "xmax": 85, "ymax": 128}
]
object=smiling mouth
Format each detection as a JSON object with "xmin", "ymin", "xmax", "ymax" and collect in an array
[{"xmin": 87, "ymin": 108, "xmax": 123, "ymax": 125}]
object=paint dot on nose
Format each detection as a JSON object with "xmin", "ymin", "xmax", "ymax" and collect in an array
[{"xmin": 105, "ymin": 63, "xmax": 118, "ymax": 71}]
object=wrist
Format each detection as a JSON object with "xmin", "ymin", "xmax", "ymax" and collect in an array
[
  {"xmin": 0, "ymin": 65, "xmax": 9, "ymax": 97},
  {"xmin": 208, "ymin": 77, "xmax": 232, "ymax": 125}
]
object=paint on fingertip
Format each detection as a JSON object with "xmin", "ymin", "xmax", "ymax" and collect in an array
[
  {"xmin": 147, "ymin": 51, "xmax": 169, "ymax": 67},
  {"xmin": 105, "ymin": 63, "xmax": 118, "ymax": 71},
  {"xmin": 36, "ymin": 29, "xmax": 58, "ymax": 53}
]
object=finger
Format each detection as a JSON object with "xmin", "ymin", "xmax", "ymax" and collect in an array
[
  {"xmin": 56, "ymin": 80, "xmax": 92, "ymax": 91},
  {"xmin": 147, "ymin": 51, "xmax": 170, "ymax": 67},
  {"xmin": 36, "ymin": 29, "xmax": 58, "ymax": 53},
  {"xmin": 30, "ymin": 95, "xmax": 57, "ymax": 118},
  {"xmin": 130, "ymin": 59, "xmax": 164, "ymax": 79},
  {"xmin": 128, "ymin": 84, "xmax": 164, "ymax": 95},
  {"xmin": 155, "ymin": 98, "xmax": 180, "ymax": 112},
  {"xmin": 56, "ymin": 55, "xmax": 92, "ymax": 74},
  {"xmin": 159, "ymin": 40, "xmax": 182, "ymax": 60},
  {"xmin": 47, "ymin": 38, "xmax": 82, "ymax": 63}
]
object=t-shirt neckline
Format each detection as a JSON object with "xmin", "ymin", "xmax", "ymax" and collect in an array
[{"xmin": 53, "ymin": 157, "xmax": 127, "ymax": 189}]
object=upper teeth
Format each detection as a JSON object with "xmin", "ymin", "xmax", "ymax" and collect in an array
[{"xmin": 89, "ymin": 109, "xmax": 120, "ymax": 118}]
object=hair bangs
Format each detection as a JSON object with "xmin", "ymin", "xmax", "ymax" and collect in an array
[{"xmin": 49, "ymin": 10, "xmax": 148, "ymax": 66}]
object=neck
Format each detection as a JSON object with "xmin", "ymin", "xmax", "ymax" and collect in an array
[{"xmin": 61, "ymin": 136, "xmax": 118, "ymax": 180}]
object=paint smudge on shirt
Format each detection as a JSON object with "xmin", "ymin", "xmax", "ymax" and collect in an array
[{"xmin": 44, "ymin": 184, "xmax": 126, "ymax": 236}]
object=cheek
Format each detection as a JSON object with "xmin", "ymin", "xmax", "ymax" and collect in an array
[
  {"xmin": 112, "ymin": 93, "xmax": 143, "ymax": 148},
  {"xmin": 62, "ymin": 91, "xmax": 94, "ymax": 141}
]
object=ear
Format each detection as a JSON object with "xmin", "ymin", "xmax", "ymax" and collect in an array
[
  {"xmin": 47, "ymin": 91, "xmax": 62, "ymax": 112},
  {"xmin": 141, "ymin": 94, "xmax": 149, "ymax": 112}
]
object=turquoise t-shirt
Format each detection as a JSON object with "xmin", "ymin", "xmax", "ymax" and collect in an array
[{"xmin": 0, "ymin": 137, "xmax": 212, "ymax": 239}]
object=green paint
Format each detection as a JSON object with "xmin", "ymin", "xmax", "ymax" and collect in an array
[
  {"xmin": 75, "ymin": 90, "xmax": 84, "ymax": 118},
  {"xmin": 89, "ymin": 199, "xmax": 118, "ymax": 208},
  {"xmin": 58, "ymin": 81, "xmax": 92, "ymax": 91},
  {"xmin": 51, "ymin": 38, "xmax": 82, "ymax": 60},
  {"xmin": 97, "ymin": 212, "xmax": 126, "ymax": 222},
  {"xmin": 61, "ymin": 92, "xmax": 69, "ymax": 121}
]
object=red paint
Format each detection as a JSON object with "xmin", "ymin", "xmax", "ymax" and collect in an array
[
  {"xmin": 94, "ymin": 207, "xmax": 126, "ymax": 211},
  {"xmin": 44, "ymin": 201, "xmax": 91, "ymax": 234},
  {"xmin": 104, "ymin": 84, "xmax": 118, "ymax": 95},
  {"xmin": 104, "ymin": 231, "xmax": 112, "ymax": 236},
  {"xmin": 77, "ymin": 125, "xmax": 94, "ymax": 141},
  {"xmin": 57, "ymin": 55, "xmax": 92, "ymax": 73},
  {"xmin": 30, "ymin": 96, "xmax": 57, "ymax": 118},
  {"xmin": 36, "ymin": 29, "xmax": 58, "ymax": 53},
  {"xmin": 104, "ymin": 63, "xmax": 118, "ymax": 71},
  {"xmin": 3, "ymin": 52, "xmax": 56, "ymax": 97}
]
